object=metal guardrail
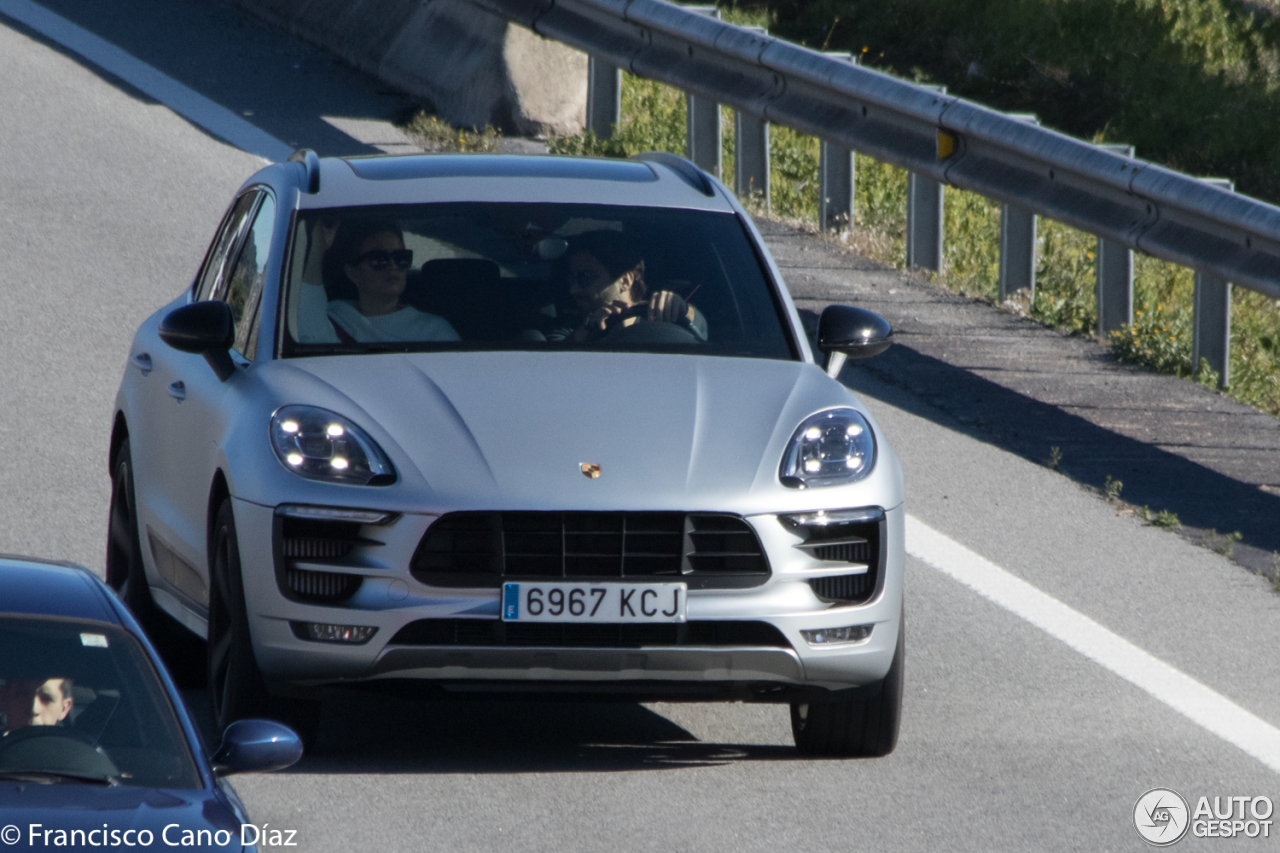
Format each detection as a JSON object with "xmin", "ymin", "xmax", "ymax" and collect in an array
[{"xmin": 469, "ymin": 0, "xmax": 1280, "ymax": 385}]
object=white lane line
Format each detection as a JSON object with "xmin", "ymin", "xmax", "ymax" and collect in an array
[
  {"xmin": 906, "ymin": 513, "xmax": 1280, "ymax": 775},
  {"xmin": 0, "ymin": 0, "xmax": 292, "ymax": 163}
]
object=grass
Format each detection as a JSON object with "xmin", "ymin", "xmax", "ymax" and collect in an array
[
  {"xmin": 1104, "ymin": 476, "xmax": 1124, "ymax": 501},
  {"xmin": 1202, "ymin": 528, "xmax": 1243, "ymax": 557},
  {"xmin": 768, "ymin": 0, "xmax": 1280, "ymax": 204},
  {"xmin": 400, "ymin": 111, "xmax": 501, "ymax": 153},
  {"xmin": 1142, "ymin": 506, "xmax": 1183, "ymax": 529}
]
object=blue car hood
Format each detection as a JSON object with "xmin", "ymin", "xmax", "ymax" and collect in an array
[{"xmin": 0, "ymin": 785, "xmax": 244, "ymax": 850}]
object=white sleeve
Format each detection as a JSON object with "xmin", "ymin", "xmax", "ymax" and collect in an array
[
  {"xmin": 296, "ymin": 281, "xmax": 339, "ymax": 343},
  {"xmin": 427, "ymin": 314, "xmax": 461, "ymax": 342}
]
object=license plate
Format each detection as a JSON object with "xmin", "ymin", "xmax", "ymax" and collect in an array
[{"xmin": 502, "ymin": 582, "xmax": 687, "ymax": 623}]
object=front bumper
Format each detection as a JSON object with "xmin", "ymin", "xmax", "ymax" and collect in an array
[{"xmin": 234, "ymin": 498, "xmax": 904, "ymax": 696}]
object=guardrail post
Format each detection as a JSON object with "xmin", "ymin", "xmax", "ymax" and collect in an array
[
  {"xmin": 733, "ymin": 26, "xmax": 769, "ymax": 207},
  {"xmin": 1191, "ymin": 177, "xmax": 1236, "ymax": 388},
  {"xmin": 586, "ymin": 56, "xmax": 622, "ymax": 140},
  {"xmin": 684, "ymin": 6, "xmax": 722, "ymax": 176},
  {"xmin": 998, "ymin": 206, "xmax": 1036, "ymax": 301},
  {"xmin": 1094, "ymin": 144, "xmax": 1136, "ymax": 334},
  {"xmin": 734, "ymin": 112, "xmax": 769, "ymax": 206},
  {"xmin": 997, "ymin": 115, "xmax": 1039, "ymax": 301},
  {"xmin": 819, "ymin": 53, "xmax": 856, "ymax": 231},
  {"xmin": 820, "ymin": 143, "xmax": 855, "ymax": 231},
  {"xmin": 906, "ymin": 85, "xmax": 946, "ymax": 271},
  {"xmin": 906, "ymin": 174, "xmax": 943, "ymax": 270}
]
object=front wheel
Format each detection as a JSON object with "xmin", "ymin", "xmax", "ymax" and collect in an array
[
  {"xmin": 106, "ymin": 439, "xmax": 160, "ymax": 628},
  {"xmin": 791, "ymin": 614, "xmax": 904, "ymax": 757},
  {"xmin": 207, "ymin": 500, "xmax": 270, "ymax": 731}
]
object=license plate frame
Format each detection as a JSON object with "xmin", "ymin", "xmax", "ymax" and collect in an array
[{"xmin": 501, "ymin": 581, "xmax": 687, "ymax": 623}]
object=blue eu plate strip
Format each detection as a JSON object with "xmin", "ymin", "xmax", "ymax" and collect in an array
[{"xmin": 503, "ymin": 583, "xmax": 519, "ymax": 620}]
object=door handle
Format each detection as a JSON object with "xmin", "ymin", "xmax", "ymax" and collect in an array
[
  {"xmin": 131, "ymin": 352, "xmax": 153, "ymax": 375},
  {"xmin": 167, "ymin": 381, "xmax": 186, "ymax": 401}
]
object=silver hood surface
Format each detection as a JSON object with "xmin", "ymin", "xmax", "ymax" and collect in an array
[{"xmin": 266, "ymin": 351, "xmax": 896, "ymax": 513}]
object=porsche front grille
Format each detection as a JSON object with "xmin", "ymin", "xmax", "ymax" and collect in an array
[{"xmin": 410, "ymin": 511, "xmax": 770, "ymax": 589}]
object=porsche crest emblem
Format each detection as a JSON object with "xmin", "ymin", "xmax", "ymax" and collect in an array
[{"xmin": 580, "ymin": 463, "xmax": 602, "ymax": 479}]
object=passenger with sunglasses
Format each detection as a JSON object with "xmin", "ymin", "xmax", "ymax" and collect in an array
[{"xmin": 296, "ymin": 218, "xmax": 459, "ymax": 344}]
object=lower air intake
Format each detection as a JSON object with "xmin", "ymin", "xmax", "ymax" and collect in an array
[
  {"xmin": 388, "ymin": 619, "xmax": 791, "ymax": 649},
  {"xmin": 808, "ymin": 573, "xmax": 875, "ymax": 604},
  {"xmin": 286, "ymin": 568, "xmax": 361, "ymax": 603}
]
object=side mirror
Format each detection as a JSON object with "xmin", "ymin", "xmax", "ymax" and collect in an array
[
  {"xmin": 159, "ymin": 301, "xmax": 236, "ymax": 381},
  {"xmin": 817, "ymin": 305, "xmax": 893, "ymax": 378},
  {"xmin": 211, "ymin": 719, "xmax": 302, "ymax": 776}
]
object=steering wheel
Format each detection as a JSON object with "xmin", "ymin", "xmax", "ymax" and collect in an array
[
  {"xmin": 0, "ymin": 725, "xmax": 119, "ymax": 780},
  {"xmin": 602, "ymin": 309, "xmax": 703, "ymax": 345}
]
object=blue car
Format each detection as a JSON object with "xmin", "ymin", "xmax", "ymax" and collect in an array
[{"xmin": 0, "ymin": 556, "xmax": 301, "ymax": 850}]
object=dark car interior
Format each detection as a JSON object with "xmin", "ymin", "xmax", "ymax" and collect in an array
[{"xmin": 285, "ymin": 202, "xmax": 796, "ymax": 360}]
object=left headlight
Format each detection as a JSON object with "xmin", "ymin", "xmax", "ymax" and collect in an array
[
  {"xmin": 779, "ymin": 407, "xmax": 876, "ymax": 489},
  {"xmin": 270, "ymin": 405, "xmax": 396, "ymax": 485}
]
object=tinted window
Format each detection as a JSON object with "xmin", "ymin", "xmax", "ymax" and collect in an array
[
  {"xmin": 194, "ymin": 192, "xmax": 258, "ymax": 302},
  {"xmin": 282, "ymin": 202, "xmax": 795, "ymax": 360},
  {"xmin": 0, "ymin": 617, "xmax": 201, "ymax": 788},
  {"xmin": 223, "ymin": 194, "xmax": 276, "ymax": 358}
]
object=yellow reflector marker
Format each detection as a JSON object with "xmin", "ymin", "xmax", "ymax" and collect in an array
[{"xmin": 937, "ymin": 130, "xmax": 957, "ymax": 159}]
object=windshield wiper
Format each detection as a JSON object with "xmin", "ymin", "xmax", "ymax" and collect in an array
[{"xmin": 0, "ymin": 770, "xmax": 119, "ymax": 786}]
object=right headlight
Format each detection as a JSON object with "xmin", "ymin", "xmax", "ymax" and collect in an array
[
  {"xmin": 269, "ymin": 405, "xmax": 396, "ymax": 485},
  {"xmin": 779, "ymin": 408, "xmax": 876, "ymax": 489}
]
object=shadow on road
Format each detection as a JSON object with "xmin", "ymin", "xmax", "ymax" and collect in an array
[
  {"xmin": 831, "ymin": 330, "xmax": 1280, "ymax": 569},
  {"xmin": 184, "ymin": 687, "xmax": 800, "ymax": 774},
  {"xmin": 2, "ymin": 0, "xmax": 411, "ymax": 157}
]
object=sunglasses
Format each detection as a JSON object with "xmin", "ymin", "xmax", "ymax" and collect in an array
[{"xmin": 352, "ymin": 249, "xmax": 414, "ymax": 271}]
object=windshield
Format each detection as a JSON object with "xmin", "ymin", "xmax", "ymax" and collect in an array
[
  {"xmin": 0, "ymin": 617, "xmax": 201, "ymax": 788},
  {"xmin": 280, "ymin": 202, "xmax": 796, "ymax": 360}
]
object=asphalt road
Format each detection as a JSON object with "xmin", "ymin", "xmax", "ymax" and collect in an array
[{"xmin": 1, "ymin": 2, "xmax": 1278, "ymax": 850}]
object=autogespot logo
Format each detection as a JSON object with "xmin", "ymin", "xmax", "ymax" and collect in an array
[{"xmin": 1135, "ymin": 788, "xmax": 1191, "ymax": 846}]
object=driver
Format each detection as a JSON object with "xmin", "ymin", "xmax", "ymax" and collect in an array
[
  {"xmin": 0, "ymin": 677, "xmax": 73, "ymax": 733},
  {"xmin": 551, "ymin": 231, "xmax": 707, "ymax": 343}
]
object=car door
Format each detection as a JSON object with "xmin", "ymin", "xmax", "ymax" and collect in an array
[{"xmin": 133, "ymin": 189, "xmax": 275, "ymax": 621}]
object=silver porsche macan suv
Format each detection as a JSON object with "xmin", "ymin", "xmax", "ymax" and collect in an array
[{"xmin": 108, "ymin": 151, "xmax": 905, "ymax": 756}]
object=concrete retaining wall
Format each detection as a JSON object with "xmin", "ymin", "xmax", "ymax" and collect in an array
[{"xmin": 230, "ymin": 0, "xmax": 587, "ymax": 135}]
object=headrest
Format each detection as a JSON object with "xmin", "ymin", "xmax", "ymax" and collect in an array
[{"xmin": 421, "ymin": 258, "xmax": 501, "ymax": 286}]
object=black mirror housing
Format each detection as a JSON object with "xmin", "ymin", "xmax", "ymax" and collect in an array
[
  {"xmin": 817, "ymin": 305, "xmax": 893, "ymax": 360},
  {"xmin": 212, "ymin": 719, "xmax": 303, "ymax": 776},
  {"xmin": 159, "ymin": 301, "xmax": 236, "ymax": 381}
]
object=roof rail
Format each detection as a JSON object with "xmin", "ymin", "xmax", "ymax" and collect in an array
[
  {"xmin": 632, "ymin": 152, "xmax": 715, "ymax": 197},
  {"xmin": 288, "ymin": 148, "xmax": 321, "ymax": 194}
]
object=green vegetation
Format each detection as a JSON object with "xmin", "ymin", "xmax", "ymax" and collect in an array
[
  {"xmin": 1202, "ymin": 528, "xmax": 1243, "ymax": 556},
  {"xmin": 1104, "ymin": 475, "xmax": 1124, "ymax": 501},
  {"xmin": 1142, "ymin": 506, "xmax": 1183, "ymax": 529},
  {"xmin": 767, "ymin": 0, "xmax": 1280, "ymax": 203},
  {"xmin": 401, "ymin": 111, "xmax": 501, "ymax": 153}
]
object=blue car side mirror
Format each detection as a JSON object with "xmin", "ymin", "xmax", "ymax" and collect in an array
[{"xmin": 212, "ymin": 719, "xmax": 303, "ymax": 776}]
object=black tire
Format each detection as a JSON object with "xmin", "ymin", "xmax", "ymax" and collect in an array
[
  {"xmin": 791, "ymin": 614, "xmax": 904, "ymax": 758},
  {"xmin": 207, "ymin": 500, "xmax": 270, "ymax": 731},
  {"xmin": 272, "ymin": 696, "xmax": 322, "ymax": 752},
  {"xmin": 107, "ymin": 439, "xmax": 161, "ymax": 630}
]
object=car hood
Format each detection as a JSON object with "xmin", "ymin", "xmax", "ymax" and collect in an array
[
  {"xmin": 0, "ymin": 785, "xmax": 244, "ymax": 847},
  {"xmin": 266, "ymin": 351, "xmax": 891, "ymax": 513}
]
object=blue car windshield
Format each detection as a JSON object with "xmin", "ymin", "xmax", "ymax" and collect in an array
[
  {"xmin": 0, "ymin": 617, "xmax": 201, "ymax": 788},
  {"xmin": 280, "ymin": 202, "xmax": 797, "ymax": 360}
]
